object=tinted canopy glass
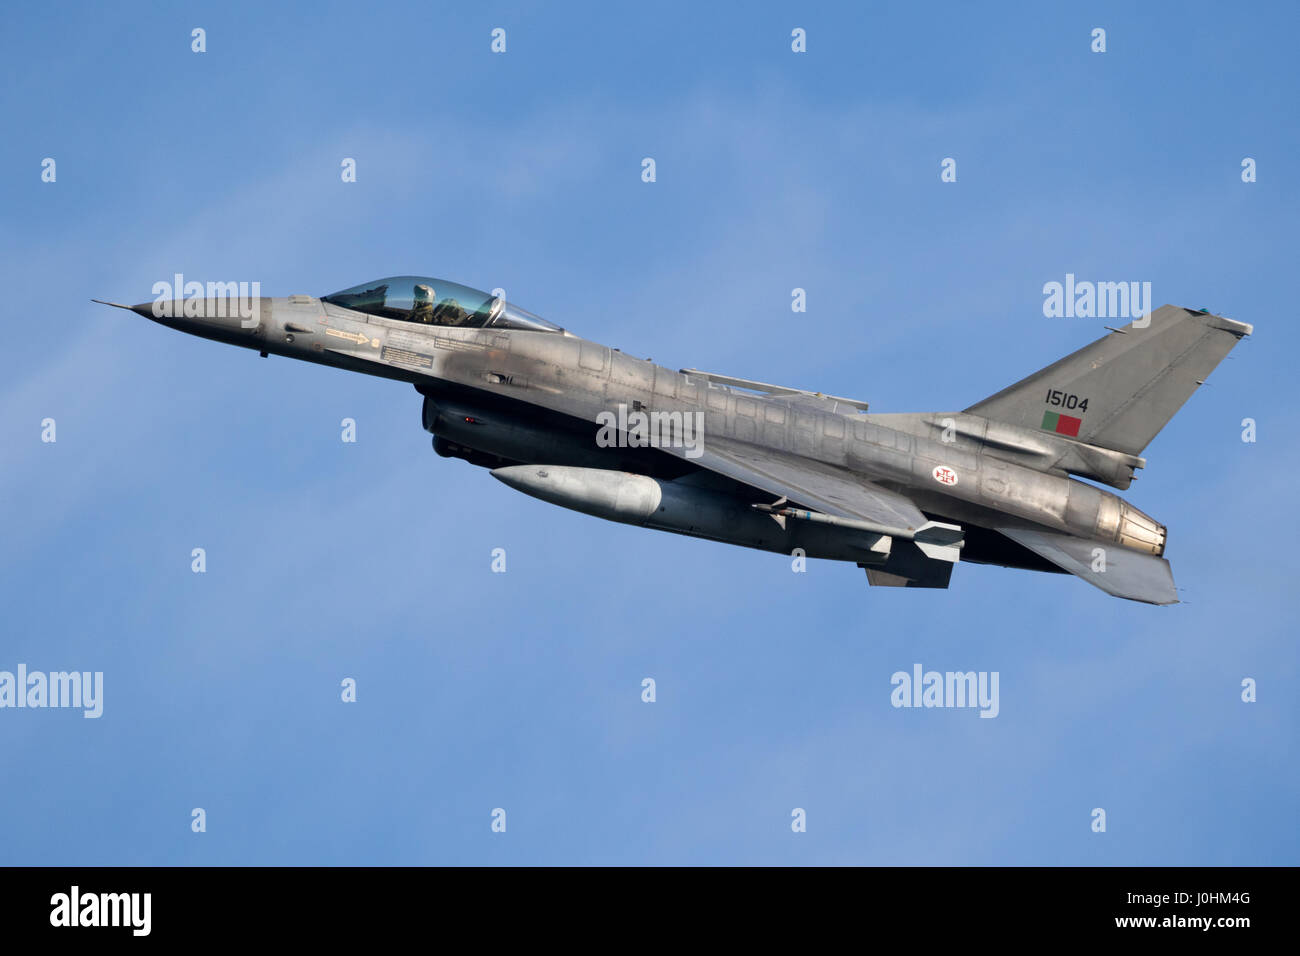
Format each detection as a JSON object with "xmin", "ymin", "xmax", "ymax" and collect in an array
[{"xmin": 321, "ymin": 277, "xmax": 560, "ymax": 332}]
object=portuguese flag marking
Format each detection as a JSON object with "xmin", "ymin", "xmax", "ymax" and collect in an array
[{"xmin": 1041, "ymin": 410, "xmax": 1082, "ymax": 437}]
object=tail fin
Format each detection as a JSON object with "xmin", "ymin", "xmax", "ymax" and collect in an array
[{"xmin": 965, "ymin": 306, "xmax": 1252, "ymax": 456}]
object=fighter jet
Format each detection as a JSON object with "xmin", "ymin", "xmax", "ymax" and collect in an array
[{"xmin": 95, "ymin": 277, "xmax": 1252, "ymax": 604}]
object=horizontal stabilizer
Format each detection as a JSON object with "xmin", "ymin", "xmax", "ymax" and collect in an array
[{"xmin": 997, "ymin": 527, "xmax": 1177, "ymax": 605}]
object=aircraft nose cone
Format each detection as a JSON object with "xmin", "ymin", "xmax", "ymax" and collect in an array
[
  {"xmin": 91, "ymin": 298, "xmax": 163, "ymax": 320},
  {"xmin": 129, "ymin": 297, "xmax": 267, "ymax": 330}
]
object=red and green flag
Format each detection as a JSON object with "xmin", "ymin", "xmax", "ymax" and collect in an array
[{"xmin": 1041, "ymin": 410, "xmax": 1082, "ymax": 437}]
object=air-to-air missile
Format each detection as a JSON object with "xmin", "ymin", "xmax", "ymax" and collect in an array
[{"xmin": 96, "ymin": 276, "xmax": 1251, "ymax": 603}]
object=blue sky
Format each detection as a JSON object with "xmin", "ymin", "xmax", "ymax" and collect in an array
[{"xmin": 1, "ymin": 1, "xmax": 1296, "ymax": 864}]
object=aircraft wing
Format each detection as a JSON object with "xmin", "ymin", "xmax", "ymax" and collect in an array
[
  {"xmin": 997, "ymin": 527, "xmax": 1178, "ymax": 605},
  {"xmin": 669, "ymin": 434, "xmax": 929, "ymax": 533},
  {"xmin": 665, "ymin": 436, "xmax": 961, "ymax": 588}
]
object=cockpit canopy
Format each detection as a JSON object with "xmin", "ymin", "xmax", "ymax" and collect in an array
[{"xmin": 321, "ymin": 276, "xmax": 561, "ymax": 332}]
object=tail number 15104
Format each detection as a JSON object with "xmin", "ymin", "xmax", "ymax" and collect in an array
[{"xmin": 1046, "ymin": 389, "xmax": 1089, "ymax": 412}]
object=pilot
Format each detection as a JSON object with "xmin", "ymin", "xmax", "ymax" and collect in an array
[{"xmin": 410, "ymin": 284, "xmax": 436, "ymax": 323}]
